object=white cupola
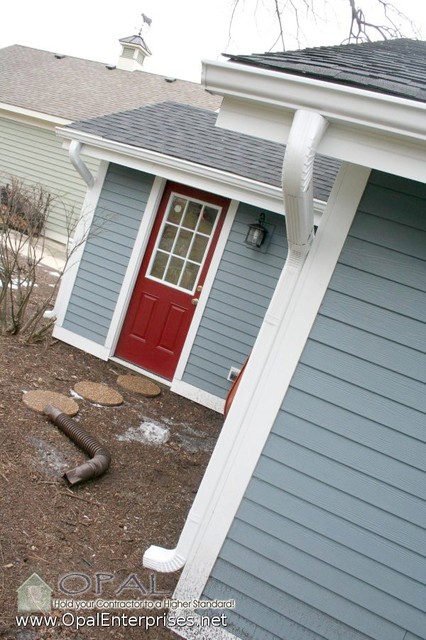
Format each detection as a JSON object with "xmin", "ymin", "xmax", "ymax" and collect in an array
[{"xmin": 117, "ymin": 34, "xmax": 152, "ymax": 72}]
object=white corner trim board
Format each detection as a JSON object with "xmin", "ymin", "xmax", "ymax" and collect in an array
[
  {"xmin": 170, "ymin": 162, "xmax": 370, "ymax": 607},
  {"xmin": 143, "ymin": 108, "xmax": 329, "ymax": 573},
  {"xmin": 52, "ymin": 161, "xmax": 109, "ymax": 328}
]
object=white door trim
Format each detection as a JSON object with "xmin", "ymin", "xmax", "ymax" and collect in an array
[
  {"xmin": 172, "ymin": 200, "xmax": 238, "ymax": 385},
  {"xmin": 104, "ymin": 176, "xmax": 166, "ymax": 353}
]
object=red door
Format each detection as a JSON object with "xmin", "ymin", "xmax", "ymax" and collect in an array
[{"xmin": 115, "ymin": 182, "xmax": 228, "ymax": 379}]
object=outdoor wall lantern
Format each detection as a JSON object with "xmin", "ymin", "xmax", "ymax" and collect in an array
[{"xmin": 245, "ymin": 212, "xmax": 267, "ymax": 248}]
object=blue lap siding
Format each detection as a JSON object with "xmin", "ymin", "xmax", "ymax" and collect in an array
[
  {"xmin": 202, "ymin": 171, "xmax": 426, "ymax": 640},
  {"xmin": 182, "ymin": 203, "xmax": 288, "ymax": 399},
  {"xmin": 62, "ymin": 164, "xmax": 154, "ymax": 343}
]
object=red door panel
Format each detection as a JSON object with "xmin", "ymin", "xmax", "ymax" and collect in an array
[{"xmin": 115, "ymin": 182, "xmax": 228, "ymax": 379}]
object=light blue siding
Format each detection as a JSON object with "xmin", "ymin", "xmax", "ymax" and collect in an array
[
  {"xmin": 62, "ymin": 165, "xmax": 154, "ymax": 343},
  {"xmin": 183, "ymin": 203, "xmax": 288, "ymax": 398},
  {"xmin": 202, "ymin": 171, "xmax": 426, "ymax": 640}
]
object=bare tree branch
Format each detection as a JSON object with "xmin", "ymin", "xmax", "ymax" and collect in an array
[{"xmin": 228, "ymin": 0, "xmax": 418, "ymax": 53}]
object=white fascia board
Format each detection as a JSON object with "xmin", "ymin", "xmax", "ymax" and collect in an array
[
  {"xmin": 56, "ymin": 128, "xmax": 325, "ymax": 218},
  {"xmin": 0, "ymin": 102, "xmax": 70, "ymax": 128},
  {"xmin": 202, "ymin": 60, "xmax": 426, "ymax": 142},
  {"xmin": 216, "ymin": 96, "xmax": 426, "ymax": 184}
]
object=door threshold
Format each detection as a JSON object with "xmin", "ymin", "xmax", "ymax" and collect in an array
[{"xmin": 109, "ymin": 357, "xmax": 172, "ymax": 387}]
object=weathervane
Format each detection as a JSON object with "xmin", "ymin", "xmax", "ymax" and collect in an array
[{"xmin": 138, "ymin": 13, "xmax": 152, "ymax": 36}]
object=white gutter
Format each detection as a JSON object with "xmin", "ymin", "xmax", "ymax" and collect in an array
[
  {"xmin": 142, "ymin": 107, "xmax": 328, "ymax": 573},
  {"xmin": 57, "ymin": 127, "xmax": 326, "ymax": 221},
  {"xmin": 68, "ymin": 140, "xmax": 95, "ymax": 188},
  {"xmin": 202, "ymin": 59, "xmax": 426, "ymax": 142}
]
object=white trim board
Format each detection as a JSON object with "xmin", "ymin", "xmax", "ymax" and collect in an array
[
  {"xmin": 58, "ymin": 131, "xmax": 326, "ymax": 220},
  {"xmin": 171, "ymin": 163, "xmax": 371, "ymax": 614},
  {"xmin": 170, "ymin": 380, "xmax": 225, "ymax": 414},
  {"xmin": 214, "ymin": 95, "xmax": 426, "ymax": 184},
  {"xmin": 172, "ymin": 201, "xmax": 238, "ymax": 385},
  {"xmin": 54, "ymin": 161, "xmax": 109, "ymax": 327},
  {"xmin": 105, "ymin": 176, "xmax": 166, "ymax": 354},
  {"xmin": 52, "ymin": 325, "xmax": 109, "ymax": 361}
]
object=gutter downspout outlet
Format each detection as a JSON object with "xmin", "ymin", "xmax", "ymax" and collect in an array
[{"xmin": 69, "ymin": 140, "xmax": 95, "ymax": 188}]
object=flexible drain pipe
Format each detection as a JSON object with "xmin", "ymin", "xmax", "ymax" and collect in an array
[{"xmin": 44, "ymin": 404, "xmax": 111, "ymax": 486}]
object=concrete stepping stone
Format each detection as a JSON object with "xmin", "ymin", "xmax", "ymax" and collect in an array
[
  {"xmin": 116, "ymin": 374, "xmax": 161, "ymax": 397},
  {"xmin": 74, "ymin": 381, "xmax": 123, "ymax": 406},
  {"xmin": 23, "ymin": 390, "xmax": 79, "ymax": 416}
]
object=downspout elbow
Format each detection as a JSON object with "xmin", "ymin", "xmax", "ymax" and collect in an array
[
  {"xmin": 282, "ymin": 110, "xmax": 328, "ymax": 253},
  {"xmin": 69, "ymin": 140, "xmax": 95, "ymax": 188}
]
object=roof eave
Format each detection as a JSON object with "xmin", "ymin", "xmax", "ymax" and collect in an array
[
  {"xmin": 202, "ymin": 59, "xmax": 426, "ymax": 143},
  {"xmin": 55, "ymin": 126, "xmax": 325, "ymax": 222}
]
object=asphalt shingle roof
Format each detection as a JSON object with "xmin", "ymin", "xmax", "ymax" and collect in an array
[
  {"xmin": 66, "ymin": 101, "xmax": 340, "ymax": 201},
  {"xmin": 0, "ymin": 45, "xmax": 221, "ymax": 121},
  {"xmin": 225, "ymin": 39, "xmax": 426, "ymax": 102}
]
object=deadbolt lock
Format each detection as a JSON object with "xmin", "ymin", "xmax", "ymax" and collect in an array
[{"xmin": 196, "ymin": 285, "xmax": 203, "ymax": 293}]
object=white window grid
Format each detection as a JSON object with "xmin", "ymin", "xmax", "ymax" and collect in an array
[{"xmin": 146, "ymin": 192, "xmax": 222, "ymax": 294}]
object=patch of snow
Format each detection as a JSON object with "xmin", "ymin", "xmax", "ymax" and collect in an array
[
  {"xmin": 29, "ymin": 436, "xmax": 69, "ymax": 476},
  {"xmin": 116, "ymin": 421, "xmax": 170, "ymax": 445}
]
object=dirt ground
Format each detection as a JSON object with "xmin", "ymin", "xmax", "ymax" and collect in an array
[{"xmin": 0, "ymin": 266, "xmax": 225, "ymax": 639}]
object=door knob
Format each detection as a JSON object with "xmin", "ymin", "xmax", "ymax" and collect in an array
[{"xmin": 191, "ymin": 298, "xmax": 198, "ymax": 306}]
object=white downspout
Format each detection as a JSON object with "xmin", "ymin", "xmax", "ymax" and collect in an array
[
  {"xmin": 69, "ymin": 140, "xmax": 95, "ymax": 188},
  {"xmin": 142, "ymin": 109, "xmax": 328, "ymax": 573}
]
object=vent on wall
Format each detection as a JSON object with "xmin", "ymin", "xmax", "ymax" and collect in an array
[{"xmin": 227, "ymin": 367, "xmax": 241, "ymax": 382}]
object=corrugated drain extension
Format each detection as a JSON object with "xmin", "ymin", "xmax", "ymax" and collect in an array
[{"xmin": 44, "ymin": 404, "xmax": 111, "ymax": 487}]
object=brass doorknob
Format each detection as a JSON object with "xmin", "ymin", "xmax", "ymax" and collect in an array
[{"xmin": 191, "ymin": 298, "xmax": 198, "ymax": 306}]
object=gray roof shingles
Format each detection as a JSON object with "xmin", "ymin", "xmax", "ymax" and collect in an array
[
  {"xmin": 0, "ymin": 44, "xmax": 221, "ymax": 121},
  {"xmin": 66, "ymin": 101, "xmax": 340, "ymax": 201},
  {"xmin": 225, "ymin": 39, "xmax": 426, "ymax": 102}
]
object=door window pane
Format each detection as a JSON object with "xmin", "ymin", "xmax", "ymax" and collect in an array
[
  {"xmin": 198, "ymin": 207, "xmax": 218, "ymax": 234},
  {"xmin": 165, "ymin": 256, "xmax": 184, "ymax": 285},
  {"xmin": 180, "ymin": 263, "xmax": 199, "ymax": 291},
  {"xmin": 182, "ymin": 202, "xmax": 202, "ymax": 230},
  {"xmin": 158, "ymin": 224, "xmax": 177, "ymax": 252},
  {"xmin": 189, "ymin": 234, "xmax": 208, "ymax": 263},
  {"xmin": 167, "ymin": 197, "xmax": 185, "ymax": 224},
  {"xmin": 175, "ymin": 228, "xmax": 192, "ymax": 257},
  {"xmin": 150, "ymin": 250, "xmax": 168, "ymax": 280}
]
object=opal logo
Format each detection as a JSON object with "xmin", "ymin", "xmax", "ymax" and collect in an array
[{"xmin": 17, "ymin": 573, "xmax": 52, "ymax": 613}]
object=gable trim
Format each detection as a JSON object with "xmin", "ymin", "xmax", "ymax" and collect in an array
[{"xmin": 166, "ymin": 163, "xmax": 371, "ymax": 615}]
